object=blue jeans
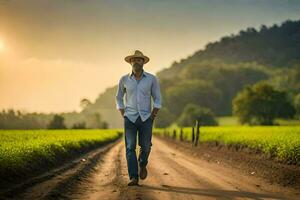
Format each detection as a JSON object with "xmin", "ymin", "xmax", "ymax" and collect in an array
[{"xmin": 124, "ymin": 115, "xmax": 153, "ymax": 180}]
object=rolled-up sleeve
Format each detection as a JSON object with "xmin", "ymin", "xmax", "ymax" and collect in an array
[
  {"xmin": 151, "ymin": 76, "xmax": 162, "ymax": 109},
  {"xmin": 116, "ymin": 77, "xmax": 125, "ymax": 109}
]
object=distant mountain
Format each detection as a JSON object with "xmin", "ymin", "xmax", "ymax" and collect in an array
[
  {"xmin": 83, "ymin": 19, "xmax": 300, "ymax": 128},
  {"xmin": 80, "ymin": 85, "xmax": 122, "ymax": 128},
  {"xmin": 157, "ymin": 19, "xmax": 300, "ymax": 80}
]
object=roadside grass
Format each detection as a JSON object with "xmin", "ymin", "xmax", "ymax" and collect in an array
[
  {"xmin": 0, "ymin": 129, "xmax": 123, "ymax": 186},
  {"xmin": 154, "ymin": 126, "xmax": 300, "ymax": 165}
]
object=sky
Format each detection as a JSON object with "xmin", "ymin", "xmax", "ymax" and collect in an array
[{"xmin": 0, "ymin": 0, "xmax": 300, "ymax": 113}]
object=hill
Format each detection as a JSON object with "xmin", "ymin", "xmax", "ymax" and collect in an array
[{"xmin": 80, "ymin": 19, "xmax": 300, "ymax": 128}]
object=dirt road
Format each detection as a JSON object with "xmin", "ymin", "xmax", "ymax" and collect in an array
[{"xmin": 5, "ymin": 136, "xmax": 299, "ymax": 200}]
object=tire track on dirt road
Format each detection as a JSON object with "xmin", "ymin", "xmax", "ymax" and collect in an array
[
  {"xmin": 3, "ymin": 135, "xmax": 299, "ymax": 200},
  {"xmin": 69, "ymin": 136, "xmax": 298, "ymax": 200}
]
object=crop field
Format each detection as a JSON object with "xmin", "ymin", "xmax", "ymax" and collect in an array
[
  {"xmin": 154, "ymin": 126, "xmax": 300, "ymax": 164},
  {"xmin": 0, "ymin": 129, "xmax": 123, "ymax": 182},
  {"xmin": 216, "ymin": 116, "xmax": 300, "ymax": 126}
]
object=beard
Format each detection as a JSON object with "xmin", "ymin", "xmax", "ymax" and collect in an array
[{"xmin": 133, "ymin": 63, "xmax": 143, "ymax": 70}]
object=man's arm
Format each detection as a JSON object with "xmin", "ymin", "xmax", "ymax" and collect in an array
[
  {"xmin": 115, "ymin": 77, "xmax": 125, "ymax": 117},
  {"xmin": 151, "ymin": 76, "xmax": 162, "ymax": 119}
]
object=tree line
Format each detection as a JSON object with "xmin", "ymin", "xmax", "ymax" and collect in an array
[{"xmin": 0, "ymin": 109, "xmax": 108, "ymax": 129}]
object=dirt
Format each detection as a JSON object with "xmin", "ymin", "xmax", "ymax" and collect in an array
[
  {"xmin": 1, "ymin": 135, "xmax": 299, "ymax": 200},
  {"xmin": 0, "ymin": 136, "xmax": 122, "ymax": 191},
  {"xmin": 157, "ymin": 135, "xmax": 300, "ymax": 190}
]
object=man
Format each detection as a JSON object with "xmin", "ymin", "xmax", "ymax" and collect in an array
[{"xmin": 115, "ymin": 50, "xmax": 162, "ymax": 186}]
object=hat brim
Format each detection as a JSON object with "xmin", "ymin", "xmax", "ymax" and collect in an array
[{"xmin": 125, "ymin": 55, "xmax": 149, "ymax": 64}]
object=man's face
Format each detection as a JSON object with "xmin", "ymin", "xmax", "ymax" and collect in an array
[{"xmin": 130, "ymin": 57, "xmax": 144, "ymax": 71}]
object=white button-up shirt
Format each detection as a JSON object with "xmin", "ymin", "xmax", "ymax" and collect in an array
[{"xmin": 115, "ymin": 69, "xmax": 162, "ymax": 123}]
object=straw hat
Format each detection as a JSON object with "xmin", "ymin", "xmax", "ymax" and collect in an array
[{"xmin": 124, "ymin": 50, "xmax": 150, "ymax": 64}]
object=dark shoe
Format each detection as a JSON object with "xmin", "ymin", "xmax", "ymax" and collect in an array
[
  {"xmin": 127, "ymin": 177, "xmax": 139, "ymax": 186},
  {"xmin": 139, "ymin": 166, "xmax": 148, "ymax": 180}
]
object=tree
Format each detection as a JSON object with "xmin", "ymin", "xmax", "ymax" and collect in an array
[
  {"xmin": 294, "ymin": 93, "xmax": 300, "ymax": 118},
  {"xmin": 233, "ymin": 81, "xmax": 296, "ymax": 125},
  {"xmin": 155, "ymin": 107, "xmax": 175, "ymax": 128},
  {"xmin": 165, "ymin": 80, "xmax": 222, "ymax": 116},
  {"xmin": 93, "ymin": 112, "xmax": 108, "ymax": 129},
  {"xmin": 47, "ymin": 114, "xmax": 67, "ymax": 129},
  {"xmin": 72, "ymin": 121, "xmax": 86, "ymax": 129},
  {"xmin": 88, "ymin": 112, "xmax": 109, "ymax": 129},
  {"xmin": 177, "ymin": 104, "xmax": 218, "ymax": 127},
  {"xmin": 80, "ymin": 98, "xmax": 92, "ymax": 110}
]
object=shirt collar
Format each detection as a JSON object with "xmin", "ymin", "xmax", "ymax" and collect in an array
[{"xmin": 128, "ymin": 69, "xmax": 147, "ymax": 79}]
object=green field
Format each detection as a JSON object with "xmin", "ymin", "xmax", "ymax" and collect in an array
[
  {"xmin": 0, "ymin": 129, "xmax": 123, "ymax": 183},
  {"xmin": 154, "ymin": 126, "xmax": 300, "ymax": 164},
  {"xmin": 217, "ymin": 116, "xmax": 300, "ymax": 126}
]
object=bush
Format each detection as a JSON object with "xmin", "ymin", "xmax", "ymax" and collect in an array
[
  {"xmin": 71, "ymin": 121, "xmax": 86, "ymax": 129},
  {"xmin": 233, "ymin": 81, "xmax": 296, "ymax": 125},
  {"xmin": 177, "ymin": 104, "xmax": 218, "ymax": 127},
  {"xmin": 47, "ymin": 114, "xmax": 67, "ymax": 129},
  {"xmin": 294, "ymin": 93, "xmax": 300, "ymax": 118}
]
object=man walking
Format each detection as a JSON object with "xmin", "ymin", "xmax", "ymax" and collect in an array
[{"xmin": 115, "ymin": 50, "xmax": 162, "ymax": 186}]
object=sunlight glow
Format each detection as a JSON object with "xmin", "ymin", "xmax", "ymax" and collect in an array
[{"xmin": 0, "ymin": 40, "xmax": 5, "ymax": 52}]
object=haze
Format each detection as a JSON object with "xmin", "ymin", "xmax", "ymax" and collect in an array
[{"xmin": 0, "ymin": 0, "xmax": 299, "ymax": 113}]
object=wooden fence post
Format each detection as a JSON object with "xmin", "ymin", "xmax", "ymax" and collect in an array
[
  {"xmin": 194, "ymin": 120, "xmax": 200, "ymax": 146},
  {"xmin": 198, "ymin": 121, "xmax": 201, "ymax": 145},
  {"xmin": 191, "ymin": 126, "xmax": 195, "ymax": 144},
  {"xmin": 172, "ymin": 129, "xmax": 177, "ymax": 140},
  {"xmin": 180, "ymin": 127, "xmax": 183, "ymax": 142}
]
